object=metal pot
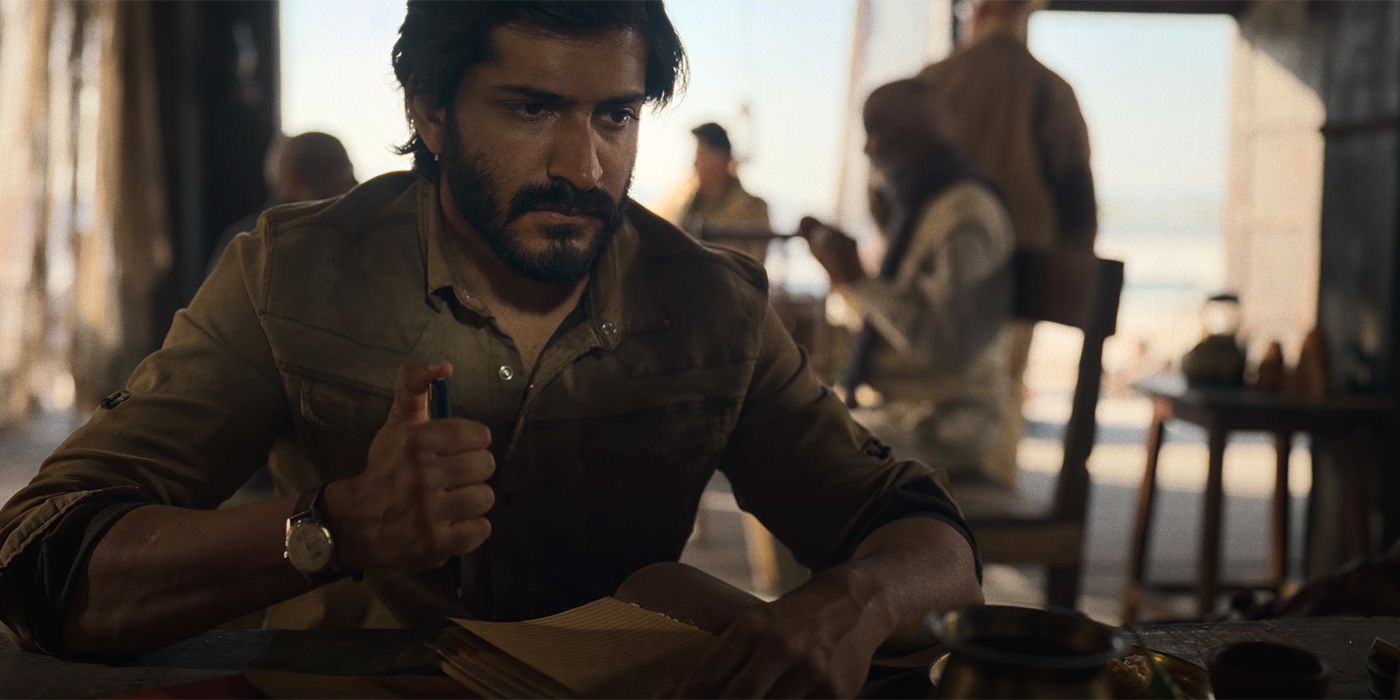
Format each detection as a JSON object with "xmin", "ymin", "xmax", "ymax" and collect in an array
[{"xmin": 927, "ymin": 605, "xmax": 1130, "ymax": 699}]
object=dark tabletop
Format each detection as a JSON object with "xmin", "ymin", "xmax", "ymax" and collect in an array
[
  {"xmin": 2, "ymin": 617, "xmax": 1396, "ymax": 698},
  {"xmin": 0, "ymin": 628, "xmax": 440, "ymax": 698},
  {"xmin": 1132, "ymin": 375, "xmax": 1393, "ymax": 417},
  {"xmin": 1138, "ymin": 616, "xmax": 1399, "ymax": 699}
]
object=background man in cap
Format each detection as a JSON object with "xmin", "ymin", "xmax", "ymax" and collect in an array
[{"xmin": 680, "ymin": 122, "xmax": 772, "ymax": 263}]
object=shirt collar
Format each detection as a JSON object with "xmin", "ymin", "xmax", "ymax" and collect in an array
[
  {"xmin": 419, "ymin": 177, "xmax": 458, "ymax": 311},
  {"xmin": 414, "ymin": 177, "xmax": 668, "ymax": 344},
  {"xmin": 587, "ymin": 207, "xmax": 669, "ymax": 347}
]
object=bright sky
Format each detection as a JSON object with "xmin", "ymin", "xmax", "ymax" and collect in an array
[
  {"xmin": 281, "ymin": 1, "xmax": 1237, "ymax": 241},
  {"xmin": 280, "ymin": 0, "xmax": 407, "ymax": 182},
  {"xmin": 1031, "ymin": 11, "xmax": 1237, "ymax": 216}
]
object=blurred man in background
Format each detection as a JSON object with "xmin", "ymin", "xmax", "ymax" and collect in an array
[
  {"xmin": 918, "ymin": 0, "xmax": 1097, "ymax": 486},
  {"xmin": 923, "ymin": 0, "xmax": 1095, "ymax": 251},
  {"xmin": 207, "ymin": 131, "xmax": 357, "ymax": 273},
  {"xmin": 205, "ymin": 131, "xmax": 358, "ymax": 496},
  {"xmin": 803, "ymin": 79, "xmax": 1016, "ymax": 488},
  {"xmin": 679, "ymin": 122, "xmax": 771, "ymax": 263}
]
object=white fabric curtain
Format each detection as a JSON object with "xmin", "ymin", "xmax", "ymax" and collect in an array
[
  {"xmin": 0, "ymin": 0, "xmax": 170, "ymax": 427},
  {"xmin": 833, "ymin": 0, "xmax": 954, "ymax": 241}
]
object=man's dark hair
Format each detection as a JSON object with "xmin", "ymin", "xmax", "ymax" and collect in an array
[
  {"xmin": 690, "ymin": 122, "xmax": 732, "ymax": 159},
  {"xmin": 392, "ymin": 1, "xmax": 687, "ymax": 181}
]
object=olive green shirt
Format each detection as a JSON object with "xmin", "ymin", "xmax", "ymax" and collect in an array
[
  {"xmin": 682, "ymin": 176, "xmax": 772, "ymax": 263},
  {"xmin": 0, "ymin": 172, "xmax": 971, "ymax": 653}
]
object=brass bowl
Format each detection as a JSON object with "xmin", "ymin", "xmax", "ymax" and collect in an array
[
  {"xmin": 929, "ymin": 646, "xmax": 1212, "ymax": 699},
  {"xmin": 926, "ymin": 606, "xmax": 1131, "ymax": 698}
]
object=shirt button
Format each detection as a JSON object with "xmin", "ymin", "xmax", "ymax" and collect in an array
[
  {"xmin": 600, "ymin": 321, "xmax": 617, "ymax": 337},
  {"xmin": 497, "ymin": 365, "xmax": 515, "ymax": 381}
]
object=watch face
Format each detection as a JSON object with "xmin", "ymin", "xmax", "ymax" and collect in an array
[{"xmin": 287, "ymin": 520, "xmax": 334, "ymax": 574}]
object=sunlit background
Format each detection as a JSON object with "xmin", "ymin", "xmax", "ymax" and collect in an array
[
  {"xmin": 8, "ymin": 0, "xmax": 1375, "ymax": 627},
  {"xmin": 282, "ymin": 1, "xmax": 1234, "ymax": 312},
  {"xmin": 279, "ymin": 1, "xmax": 1246, "ymax": 619}
]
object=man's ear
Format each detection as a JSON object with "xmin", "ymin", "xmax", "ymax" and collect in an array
[{"xmin": 407, "ymin": 89, "xmax": 448, "ymax": 157}]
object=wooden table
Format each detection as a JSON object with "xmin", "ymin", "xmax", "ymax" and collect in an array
[
  {"xmin": 0, "ymin": 628, "xmax": 440, "ymax": 697},
  {"xmin": 3, "ymin": 617, "xmax": 1396, "ymax": 698},
  {"xmin": 1125, "ymin": 376, "xmax": 1393, "ymax": 622}
]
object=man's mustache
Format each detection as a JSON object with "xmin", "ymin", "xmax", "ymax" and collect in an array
[{"xmin": 506, "ymin": 181, "xmax": 623, "ymax": 224}]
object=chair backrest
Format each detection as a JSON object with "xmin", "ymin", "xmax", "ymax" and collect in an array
[{"xmin": 1011, "ymin": 248, "xmax": 1125, "ymax": 521}]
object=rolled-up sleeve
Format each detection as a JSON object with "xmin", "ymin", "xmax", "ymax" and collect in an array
[
  {"xmin": 0, "ymin": 229, "xmax": 290, "ymax": 652},
  {"xmin": 717, "ymin": 307, "xmax": 978, "ymax": 573}
]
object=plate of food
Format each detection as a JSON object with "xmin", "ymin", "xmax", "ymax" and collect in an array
[
  {"xmin": 927, "ymin": 646, "xmax": 1210, "ymax": 699},
  {"xmin": 1109, "ymin": 647, "xmax": 1212, "ymax": 699},
  {"xmin": 923, "ymin": 606, "xmax": 1213, "ymax": 699}
]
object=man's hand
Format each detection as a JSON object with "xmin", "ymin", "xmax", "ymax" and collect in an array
[
  {"xmin": 666, "ymin": 567, "xmax": 892, "ymax": 698},
  {"xmin": 799, "ymin": 216, "xmax": 866, "ymax": 287},
  {"xmin": 322, "ymin": 362, "xmax": 495, "ymax": 572}
]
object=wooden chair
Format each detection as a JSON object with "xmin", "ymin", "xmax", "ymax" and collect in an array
[{"xmin": 955, "ymin": 248, "xmax": 1124, "ymax": 610}]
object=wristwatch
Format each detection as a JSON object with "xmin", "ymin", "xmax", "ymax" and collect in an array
[{"xmin": 284, "ymin": 485, "xmax": 358, "ymax": 583}]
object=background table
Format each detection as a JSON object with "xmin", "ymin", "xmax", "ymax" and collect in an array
[
  {"xmin": 3, "ymin": 617, "xmax": 1397, "ymax": 698},
  {"xmin": 1125, "ymin": 376, "xmax": 1392, "ymax": 621}
]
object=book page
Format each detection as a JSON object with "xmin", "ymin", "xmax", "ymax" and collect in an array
[
  {"xmin": 450, "ymin": 597, "xmax": 718, "ymax": 697},
  {"xmin": 435, "ymin": 630, "xmax": 574, "ymax": 698}
]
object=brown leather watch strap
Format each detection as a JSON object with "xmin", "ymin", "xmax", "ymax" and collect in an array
[
  {"xmin": 291, "ymin": 486, "xmax": 321, "ymax": 522},
  {"xmin": 288, "ymin": 485, "xmax": 362, "ymax": 583}
]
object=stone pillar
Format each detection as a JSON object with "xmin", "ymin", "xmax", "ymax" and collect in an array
[
  {"xmin": 1313, "ymin": 0, "xmax": 1400, "ymax": 564},
  {"xmin": 1224, "ymin": 1, "xmax": 1326, "ymax": 360},
  {"xmin": 1230, "ymin": 0, "xmax": 1400, "ymax": 572}
]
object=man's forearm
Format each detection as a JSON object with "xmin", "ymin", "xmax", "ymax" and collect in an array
[
  {"xmin": 836, "ymin": 517, "xmax": 983, "ymax": 648},
  {"xmin": 63, "ymin": 495, "xmax": 314, "ymax": 655}
]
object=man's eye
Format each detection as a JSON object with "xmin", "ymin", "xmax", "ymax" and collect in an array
[
  {"xmin": 508, "ymin": 103, "xmax": 547, "ymax": 118},
  {"xmin": 607, "ymin": 108, "xmax": 637, "ymax": 126}
]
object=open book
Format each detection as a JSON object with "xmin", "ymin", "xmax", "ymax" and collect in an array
[{"xmin": 431, "ymin": 597, "xmax": 719, "ymax": 698}]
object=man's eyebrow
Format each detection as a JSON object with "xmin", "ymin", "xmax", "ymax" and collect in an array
[
  {"xmin": 494, "ymin": 85, "xmax": 573, "ymax": 104},
  {"xmin": 494, "ymin": 85, "xmax": 646, "ymax": 109},
  {"xmin": 598, "ymin": 92, "xmax": 647, "ymax": 109}
]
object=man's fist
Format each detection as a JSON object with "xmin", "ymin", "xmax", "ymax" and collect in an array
[
  {"xmin": 799, "ymin": 216, "xmax": 866, "ymax": 286},
  {"xmin": 322, "ymin": 362, "xmax": 495, "ymax": 572}
]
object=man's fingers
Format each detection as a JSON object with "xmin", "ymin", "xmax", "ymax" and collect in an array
[
  {"xmin": 439, "ymin": 484, "xmax": 496, "ymax": 522},
  {"xmin": 390, "ymin": 362, "xmax": 453, "ymax": 423},
  {"xmin": 713, "ymin": 657, "xmax": 787, "ymax": 699},
  {"xmin": 423, "ymin": 449, "xmax": 496, "ymax": 488},
  {"xmin": 407, "ymin": 418, "xmax": 492, "ymax": 455},
  {"xmin": 441, "ymin": 517, "xmax": 492, "ymax": 556},
  {"xmin": 672, "ymin": 639, "xmax": 750, "ymax": 698},
  {"xmin": 765, "ymin": 668, "xmax": 822, "ymax": 699}
]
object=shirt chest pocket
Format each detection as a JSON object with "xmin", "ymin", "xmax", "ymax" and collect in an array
[
  {"xmin": 294, "ymin": 376, "xmax": 392, "ymax": 481},
  {"xmin": 579, "ymin": 404, "xmax": 731, "ymax": 465},
  {"xmin": 576, "ymin": 399, "xmax": 737, "ymax": 568}
]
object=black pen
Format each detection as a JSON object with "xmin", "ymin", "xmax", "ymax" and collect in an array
[{"xmin": 427, "ymin": 377, "xmax": 466, "ymax": 600}]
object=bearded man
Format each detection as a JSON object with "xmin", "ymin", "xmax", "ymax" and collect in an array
[
  {"xmin": 0, "ymin": 4, "xmax": 980, "ymax": 697},
  {"xmin": 802, "ymin": 79, "xmax": 1017, "ymax": 490}
]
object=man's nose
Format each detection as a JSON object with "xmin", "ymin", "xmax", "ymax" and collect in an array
[{"xmin": 548, "ymin": 116, "xmax": 603, "ymax": 191}]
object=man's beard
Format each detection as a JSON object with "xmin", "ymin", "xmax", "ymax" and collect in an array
[
  {"xmin": 877, "ymin": 143, "xmax": 965, "ymax": 204},
  {"xmin": 440, "ymin": 128, "xmax": 629, "ymax": 285}
]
